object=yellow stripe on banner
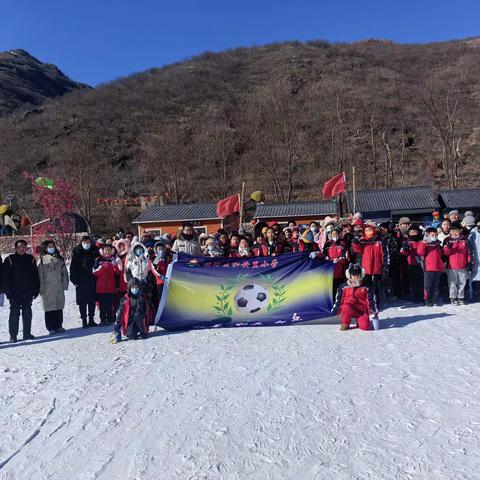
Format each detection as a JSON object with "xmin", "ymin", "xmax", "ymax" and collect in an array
[{"xmin": 166, "ymin": 269, "xmax": 332, "ymax": 315}]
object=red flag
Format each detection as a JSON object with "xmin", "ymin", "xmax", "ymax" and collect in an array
[
  {"xmin": 216, "ymin": 194, "xmax": 240, "ymax": 218},
  {"xmin": 322, "ymin": 172, "xmax": 346, "ymax": 199}
]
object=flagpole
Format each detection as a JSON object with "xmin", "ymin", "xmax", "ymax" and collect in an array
[
  {"xmin": 239, "ymin": 181, "xmax": 245, "ymax": 227},
  {"xmin": 352, "ymin": 166, "xmax": 356, "ymax": 214}
]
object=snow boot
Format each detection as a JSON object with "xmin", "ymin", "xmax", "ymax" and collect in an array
[
  {"xmin": 451, "ymin": 298, "xmax": 459, "ymax": 306},
  {"xmin": 88, "ymin": 317, "xmax": 98, "ymax": 327},
  {"xmin": 56, "ymin": 327, "xmax": 66, "ymax": 333},
  {"xmin": 340, "ymin": 324, "xmax": 349, "ymax": 331},
  {"xmin": 23, "ymin": 334, "xmax": 35, "ymax": 340},
  {"xmin": 82, "ymin": 318, "xmax": 88, "ymax": 329},
  {"xmin": 9, "ymin": 336, "xmax": 17, "ymax": 343},
  {"xmin": 48, "ymin": 329, "xmax": 56, "ymax": 335}
]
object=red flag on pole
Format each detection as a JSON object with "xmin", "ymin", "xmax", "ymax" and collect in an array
[
  {"xmin": 322, "ymin": 172, "xmax": 346, "ymax": 199},
  {"xmin": 216, "ymin": 194, "xmax": 241, "ymax": 218}
]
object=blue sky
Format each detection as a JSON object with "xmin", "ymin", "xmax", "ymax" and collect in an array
[{"xmin": 1, "ymin": 0, "xmax": 478, "ymax": 86}]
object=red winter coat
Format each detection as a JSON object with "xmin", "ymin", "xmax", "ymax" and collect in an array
[
  {"xmin": 150, "ymin": 259, "xmax": 170, "ymax": 286},
  {"xmin": 298, "ymin": 240, "xmax": 319, "ymax": 254},
  {"xmin": 93, "ymin": 257, "xmax": 119, "ymax": 294},
  {"xmin": 116, "ymin": 255, "xmax": 128, "ymax": 292},
  {"xmin": 443, "ymin": 237, "xmax": 471, "ymax": 270},
  {"xmin": 352, "ymin": 236, "xmax": 388, "ymax": 275},
  {"xmin": 400, "ymin": 240, "xmax": 422, "ymax": 266},
  {"xmin": 323, "ymin": 240, "xmax": 349, "ymax": 279},
  {"xmin": 331, "ymin": 282, "xmax": 378, "ymax": 316},
  {"xmin": 116, "ymin": 293, "xmax": 153, "ymax": 336},
  {"xmin": 417, "ymin": 241, "xmax": 445, "ymax": 272},
  {"xmin": 253, "ymin": 242, "xmax": 283, "ymax": 257}
]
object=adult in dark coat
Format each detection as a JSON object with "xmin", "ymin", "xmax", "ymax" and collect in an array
[
  {"xmin": 2, "ymin": 239, "xmax": 40, "ymax": 342},
  {"xmin": 70, "ymin": 236, "xmax": 98, "ymax": 328}
]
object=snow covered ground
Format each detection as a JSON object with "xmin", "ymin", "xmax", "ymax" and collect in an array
[{"xmin": 1, "ymin": 287, "xmax": 479, "ymax": 480}]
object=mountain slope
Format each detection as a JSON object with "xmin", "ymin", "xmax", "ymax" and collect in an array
[
  {"xmin": 1, "ymin": 39, "xmax": 480, "ymax": 231},
  {"xmin": 0, "ymin": 49, "xmax": 88, "ymax": 116}
]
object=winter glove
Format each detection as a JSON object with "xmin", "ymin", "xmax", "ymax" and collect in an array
[{"xmin": 309, "ymin": 252, "xmax": 318, "ymax": 259}]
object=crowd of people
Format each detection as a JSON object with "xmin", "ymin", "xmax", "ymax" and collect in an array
[{"xmin": 0, "ymin": 208, "xmax": 479, "ymax": 343}]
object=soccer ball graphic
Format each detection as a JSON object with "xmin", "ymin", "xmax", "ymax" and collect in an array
[{"xmin": 234, "ymin": 284, "xmax": 269, "ymax": 314}]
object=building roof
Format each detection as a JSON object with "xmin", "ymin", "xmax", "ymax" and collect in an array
[
  {"xmin": 133, "ymin": 203, "xmax": 218, "ymax": 224},
  {"xmin": 439, "ymin": 189, "xmax": 480, "ymax": 210},
  {"xmin": 254, "ymin": 200, "xmax": 338, "ymax": 219},
  {"xmin": 346, "ymin": 186, "xmax": 439, "ymax": 214}
]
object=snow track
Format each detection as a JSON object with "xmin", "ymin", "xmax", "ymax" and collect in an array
[{"xmin": 1, "ymin": 291, "xmax": 479, "ymax": 479}]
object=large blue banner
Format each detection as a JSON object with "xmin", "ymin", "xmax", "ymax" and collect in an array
[{"xmin": 155, "ymin": 252, "xmax": 334, "ymax": 331}]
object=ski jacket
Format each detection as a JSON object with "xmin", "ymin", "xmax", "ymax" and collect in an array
[
  {"xmin": 400, "ymin": 240, "xmax": 422, "ymax": 266},
  {"xmin": 93, "ymin": 257, "xmax": 119, "ymax": 294},
  {"xmin": 417, "ymin": 241, "xmax": 445, "ymax": 272},
  {"xmin": 331, "ymin": 281, "xmax": 378, "ymax": 316},
  {"xmin": 352, "ymin": 235, "xmax": 389, "ymax": 275},
  {"xmin": 323, "ymin": 240, "xmax": 349, "ymax": 279},
  {"xmin": 443, "ymin": 236, "xmax": 471, "ymax": 270}
]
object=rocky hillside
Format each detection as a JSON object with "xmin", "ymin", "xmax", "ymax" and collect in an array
[
  {"xmin": 0, "ymin": 49, "xmax": 88, "ymax": 116},
  {"xmin": 1, "ymin": 39, "xmax": 480, "ymax": 231}
]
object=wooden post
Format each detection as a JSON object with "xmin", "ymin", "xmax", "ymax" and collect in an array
[
  {"xmin": 352, "ymin": 165, "xmax": 357, "ymax": 215},
  {"xmin": 238, "ymin": 181, "xmax": 245, "ymax": 227}
]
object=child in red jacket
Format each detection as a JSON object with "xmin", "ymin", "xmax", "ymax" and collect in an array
[
  {"xmin": 400, "ymin": 225, "xmax": 424, "ymax": 303},
  {"xmin": 323, "ymin": 227, "xmax": 349, "ymax": 295},
  {"xmin": 443, "ymin": 221, "xmax": 471, "ymax": 305},
  {"xmin": 331, "ymin": 265, "xmax": 379, "ymax": 331},
  {"xmin": 93, "ymin": 245, "xmax": 119, "ymax": 325},
  {"xmin": 351, "ymin": 223, "xmax": 388, "ymax": 305},
  {"xmin": 417, "ymin": 227, "xmax": 445, "ymax": 306},
  {"xmin": 113, "ymin": 278, "xmax": 153, "ymax": 342},
  {"xmin": 150, "ymin": 241, "xmax": 171, "ymax": 311}
]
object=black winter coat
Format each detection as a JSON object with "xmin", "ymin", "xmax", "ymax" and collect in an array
[
  {"xmin": 70, "ymin": 245, "xmax": 98, "ymax": 304},
  {"xmin": 1, "ymin": 253, "xmax": 40, "ymax": 299}
]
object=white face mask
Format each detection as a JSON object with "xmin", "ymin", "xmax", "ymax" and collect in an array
[
  {"xmin": 82, "ymin": 242, "xmax": 91, "ymax": 250},
  {"xmin": 47, "ymin": 247, "xmax": 55, "ymax": 255},
  {"xmin": 131, "ymin": 287, "xmax": 140, "ymax": 296},
  {"xmin": 156, "ymin": 249, "xmax": 165, "ymax": 258},
  {"xmin": 427, "ymin": 235, "xmax": 438, "ymax": 243},
  {"xmin": 207, "ymin": 245, "xmax": 214, "ymax": 252}
]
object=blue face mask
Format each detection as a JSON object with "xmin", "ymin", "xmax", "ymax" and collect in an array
[
  {"xmin": 156, "ymin": 249, "xmax": 165, "ymax": 258},
  {"xmin": 47, "ymin": 247, "xmax": 55, "ymax": 255},
  {"xmin": 135, "ymin": 249, "xmax": 144, "ymax": 258},
  {"xmin": 131, "ymin": 287, "xmax": 140, "ymax": 296},
  {"xmin": 82, "ymin": 243, "xmax": 91, "ymax": 250}
]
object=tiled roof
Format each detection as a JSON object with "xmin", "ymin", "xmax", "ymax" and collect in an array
[
  {"xmin": 133, "ymin": 203, "xmax": 218, "ymax": 223},
  {"xmin": 254, "ymin": 201, "xmax": 338, "ymax": 219},
  {"xmin": 439, "ymin": 189, "xmax": 480, "ymax": 209},
  {"xmin": 346, "ymin": 186, "xmax": 439, "ymax": 213}
]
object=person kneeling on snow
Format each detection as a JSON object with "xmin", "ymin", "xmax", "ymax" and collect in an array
[
  {"xmin": 331, "ymin": 265, "xmax": 379, "ymax": 331},
  {"xmin": 114, "ymin": 279, "xmax": 153, "ymax": 341}
]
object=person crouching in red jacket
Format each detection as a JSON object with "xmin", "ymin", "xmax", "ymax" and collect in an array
[
  {"xmin": 417, "ymin": 227, "xmax": 445, "ymax": 306},
  {"xmin": 331, "ymin": 265, "xmax": 379, "ymax": 331},
  {"xmin": 351, "ymin": 223, "xmax": 388, "ymax": 305},
  {"xmin": 92, "ymin": 245, "xmax": 120, "ymax": 325},
  {"xmin": 113, "ymin": 278, "xmax": 153, "ymax": 342}
]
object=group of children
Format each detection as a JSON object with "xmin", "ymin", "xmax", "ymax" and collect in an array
[{"xmin": 72, "ymin": 208, "xmax": 479, "ymax": 338}]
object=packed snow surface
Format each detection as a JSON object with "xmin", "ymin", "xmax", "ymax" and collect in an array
[{"xmin": 1, "ymin": 288, "xmax": 479, "ymax": 479}]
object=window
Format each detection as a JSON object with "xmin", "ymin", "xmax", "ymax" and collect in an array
[
  {"xmin": 193, "ymin": 226, "xmax": 208, "ymax": 235},
  {"xmin": 143, "ymin": 228, "xmax": 162, "ymax": 237}
]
